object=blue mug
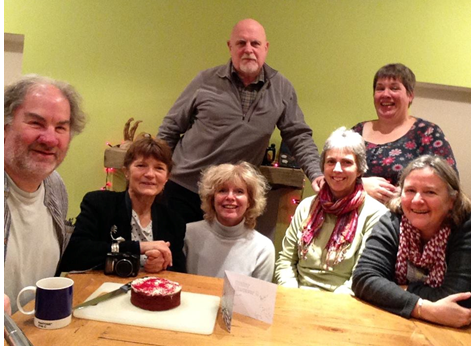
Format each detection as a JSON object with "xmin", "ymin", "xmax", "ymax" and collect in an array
[{"xmin": 17, "ymin": 277, "xmax": 74, "ymax": 329}]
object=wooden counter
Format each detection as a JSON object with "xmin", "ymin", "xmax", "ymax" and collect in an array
[{"xmin": 6, "ymin": 271, "xmax": 470, "ymax": 346}]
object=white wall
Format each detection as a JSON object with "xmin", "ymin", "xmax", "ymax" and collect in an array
[{"xmin": 411, "ymin": 82, "xmax": 471, "ymax": 196}]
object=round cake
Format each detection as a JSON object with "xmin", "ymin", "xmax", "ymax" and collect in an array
[{"xmin": 130, "ymin": 277, "xmax": 182, "ymax": 311}]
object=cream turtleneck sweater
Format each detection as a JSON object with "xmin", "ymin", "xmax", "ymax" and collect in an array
[{"xmin": 184, "ymin": 219, "xmax": 275, "ymax": 281}]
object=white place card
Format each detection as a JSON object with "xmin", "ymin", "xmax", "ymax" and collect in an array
[{"xmin": 222, "ymin": 271, "xmax": 277, "ymax": 332}]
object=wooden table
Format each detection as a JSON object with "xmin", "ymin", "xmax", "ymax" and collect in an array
[{"xmin": 6, "ymin": 271, "xmax": 470, "ymax": 346}]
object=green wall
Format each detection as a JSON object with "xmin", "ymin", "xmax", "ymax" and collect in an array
[{"xmin": 5, "ymin": 0, "xmax": 471, "ymax": 218}]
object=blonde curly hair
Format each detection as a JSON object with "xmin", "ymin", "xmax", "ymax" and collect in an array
[{"xmin": 198, "ymin": 162, "xmax": 270, "ymax": 229}]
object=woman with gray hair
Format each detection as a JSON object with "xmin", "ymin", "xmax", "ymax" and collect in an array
[
  {"xmin": 276, "ymin": 127, "xmax": 387, "ymax": 293},
  {"xmin": 184, "ymin": 162, "xmax": 275, "ymax": 281},
  {"xmin": 353, "ymin": 155, "xmax": 471, "ymax": 328}
]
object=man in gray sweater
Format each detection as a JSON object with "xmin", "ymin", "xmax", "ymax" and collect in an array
[{"xmin": 158, "ymin": 18, "xmax": 321, "ymax": 223}]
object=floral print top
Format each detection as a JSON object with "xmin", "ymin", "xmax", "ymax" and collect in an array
[{"xmin": 352, "ymin": 118, "xmax": 457, "ymax": 185}]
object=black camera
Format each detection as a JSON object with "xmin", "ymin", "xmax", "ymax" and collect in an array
[{"xmin": 104, "ymin": 252, "xmax": 139, "ymax": 277}]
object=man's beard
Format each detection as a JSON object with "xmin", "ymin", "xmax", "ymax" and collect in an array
[
  {"xmin": 239, "ymin": 57, "xmax": 260, "ymax": 77},
  {"xmin": 4, "ymin": 142, "xmax": 66, "ymax": 182},
  {"xmin": 240, "ymin": 63, "xmax": 259, "ymax": 75}
]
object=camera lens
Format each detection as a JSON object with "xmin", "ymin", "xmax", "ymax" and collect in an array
[{"xmin": 115, "ymin": 259, "xmax": 134, "ymax": 277}]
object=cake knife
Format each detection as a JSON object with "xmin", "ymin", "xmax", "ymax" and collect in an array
[{"xmin": 73, "ymin": 282, "xmax": 132, "ymax": 310}]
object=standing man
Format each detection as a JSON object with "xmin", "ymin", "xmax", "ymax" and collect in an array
[
  {"xmin": 4, "ymin": 75, "xmax": 86, "ymax": 312},
  {"xmin": 158, "ymin": 18, "xmax": 321, "ymax": 223}
]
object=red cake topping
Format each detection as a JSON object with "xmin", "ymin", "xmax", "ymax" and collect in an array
[
  {"xmin": 130, "ymin": 277, "xmax": 182, "ymax": 311},
  {"xmin": 131, "ymin": 277, "xmax": 181, "ymax": 296}
]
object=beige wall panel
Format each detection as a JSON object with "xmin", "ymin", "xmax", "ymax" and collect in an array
[
  {"xmin": 411, "ymin": 83, "xmax": 471, "ymax": 196},
  {"xmin": 4, "ymin": 33, "xmax": 24, "ymax": 85}
]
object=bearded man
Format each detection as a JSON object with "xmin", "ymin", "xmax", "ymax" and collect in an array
[{"xmin": 158, "ymin": 18, "xmax": 321, "ymax": 223}]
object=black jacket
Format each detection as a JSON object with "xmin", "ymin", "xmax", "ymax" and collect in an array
[{"xmin": 60, "ymin": 190, "xmax": 186, "ymax": 273}]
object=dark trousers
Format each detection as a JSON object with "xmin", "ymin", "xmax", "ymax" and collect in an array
[{"xmin": 162, "ymin": 180, "xmax": 204, "ymax": 224}]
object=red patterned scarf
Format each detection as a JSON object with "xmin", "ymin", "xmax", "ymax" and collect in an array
[
  {"xmin": 395, "ymin": 215, "xmax": 451, "ymax": 287},
  {"xmin": 299, "ymin": 180, "xmax": 365, "ymax": 268}
]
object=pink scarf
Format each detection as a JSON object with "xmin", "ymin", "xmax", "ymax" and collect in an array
[
  {"xmin": 395, "ymin": 215, "xmax": 451, "ymax": 287},
  {"xmin": 299, "ymin": 181, "xmax": 365, "ymax": 268}
]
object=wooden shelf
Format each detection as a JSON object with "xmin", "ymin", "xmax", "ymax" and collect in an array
[
  {"xmin": 259, "ymin": 166, "xmax": 305, "ymax": 189},
  {"xmin": 105, "ymin": 148, "xmax": 305, "ymax": 190}
]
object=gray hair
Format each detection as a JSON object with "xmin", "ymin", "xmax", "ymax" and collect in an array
[
  {"xmin": 389, "ymin": 155, "xmax": 471, "ymax": 227},
  {"xmin": 4, "ymin": 74, "xmax": 86, "ymax": 136},
  {"xmin": 320, "ymin": 126, "xmax": 368, "ymax": 175}
]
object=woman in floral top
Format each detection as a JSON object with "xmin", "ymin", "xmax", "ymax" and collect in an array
[{"xmin": 352, "ymin": 63, "xmax": 457, "ymax": 204}]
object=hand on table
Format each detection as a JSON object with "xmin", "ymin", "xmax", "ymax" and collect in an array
[
  {"xmin": 140, "ymin": 241, "xmax": 172, "ymax": 272},
  {"xmin": 416, "ymin": 292, "xmax": 471, "ymax": 328},
  {"xmin": 362, "ymin": 176, "xmax": 398, "ymax": 204}
]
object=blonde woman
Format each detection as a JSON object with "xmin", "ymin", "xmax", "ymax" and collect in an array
[{"xmin": 184, "ymin": 162, "xmax": 274, "ymax": 281}]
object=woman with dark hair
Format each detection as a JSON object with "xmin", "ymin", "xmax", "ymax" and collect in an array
[
  {"xmin": 184, "ymin": 162, "xmax": 274, "ymax": 281},
  {"xmin": 60, "ymin": 137, "xmax": 186, "ymax": 274},
  {"xmin": 276, "ymin": 127, "xmax": 387, "ymax": 293},
  {"xmin": 353, "ymin": 155, "xmax": 471, "ymax": 328},
  {"xmin": 352, "ymin": 63, "xmax": 457, "ymax": 204}
]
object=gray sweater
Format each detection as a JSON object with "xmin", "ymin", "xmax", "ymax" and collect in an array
[
  {"xmin": 184, "ymin": 219, "xmax": 275, "ymax": 282},
  {"xmin": 158, "ymin": 60, "xmax": 321, "ymax": 193},
  {"xmin": 352, "ymin": 211, "xmax": 471, "ymax": 318}
]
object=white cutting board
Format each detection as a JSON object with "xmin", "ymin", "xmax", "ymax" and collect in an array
[{"xmin": 73, "ymin": 282, "xmax": 220, "ymax": 335}]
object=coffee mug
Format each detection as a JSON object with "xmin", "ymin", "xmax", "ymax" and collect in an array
[{"xmin": 17, "ymin": 277, "xmax": 74, "ymax": 329}]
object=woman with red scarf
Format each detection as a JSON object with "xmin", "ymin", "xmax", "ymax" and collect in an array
[
  {"xmin": 353, "ymin": 155, "xmax": 471, "ymax": 328},
  {"xmin": 275, "ymin": 127, "xmax": 387, "ymax": 294}
]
